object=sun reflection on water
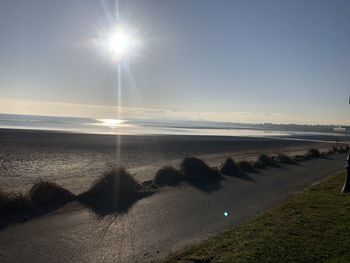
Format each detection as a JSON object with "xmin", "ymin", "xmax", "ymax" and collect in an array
[{"xmin": 97, "ymin": 119, "xmax": 125, "ymax": 128}]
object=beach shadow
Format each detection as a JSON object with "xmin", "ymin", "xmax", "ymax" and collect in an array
[
  {"xmin": 0, "ymin": 190, "xmax": 154, "ymax": 229},
  {"xmin": 0, "ymin": 202, "xmax": 70, "ymax": 231},
  {"xmin": 267, "ymin": 163, "xmax": 284, "ymax": 170},
  {"xmin": 222, "ymin": 169, "xmax": 255, "ymax": 182},
  {"xmin": 79, "ymin": 191, "xmax": 153, "ymax": 218},
  {"xmin": 188, "ymin": 177, "xmax": 223, "ymax": 193},
  {"xmin": 182, "ymin": 167, "xmax": 224, "ymax": 193},
  {"xmin": 258, "ymin": 161, "xmax": 282, "ymax": 170},
  {"xmin": 0, "ymin": 181, "xmax": 76, "ymax": 231},
  {"xmin": 179, "ymin": 157, "xmax": 224, "ymax": 193},
  {"xmin": 234, "ymin": 171, "xmax": 255, "ymax": 182}
]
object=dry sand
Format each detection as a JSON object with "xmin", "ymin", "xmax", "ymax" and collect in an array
[{"xmin": 0, "ymin": 129, "xmax": 347, "ymax": 194}]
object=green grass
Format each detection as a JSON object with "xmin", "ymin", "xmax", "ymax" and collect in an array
[{"xmin": 165, "ymin": 171, "xmax": 350, "ymax": 263}]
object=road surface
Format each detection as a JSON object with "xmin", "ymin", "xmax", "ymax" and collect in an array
[{"xmin": 0, "ymin": 153, "xmax": 346, "ymax": 262}]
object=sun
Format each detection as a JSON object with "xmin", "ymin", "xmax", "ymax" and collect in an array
[{"xmin": 106, "ymin": 24, "xmax": 140, "ymax": 60}]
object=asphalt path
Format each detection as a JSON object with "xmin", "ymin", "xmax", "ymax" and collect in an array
[{"xmin": 0, "ymin": 153, "xmax": 347, "ymax": 263}]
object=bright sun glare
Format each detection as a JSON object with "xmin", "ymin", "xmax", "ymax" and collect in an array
[
  {"xmin": 97, "ymin": 118, "xmax": 124, "ymax": 127},
  {"xmin": 106, "ymin": 24, "xmax": 140, "ymax": 60}
]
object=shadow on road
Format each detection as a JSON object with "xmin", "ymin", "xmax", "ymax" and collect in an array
[
  {"xmin": 188, "ymin": 179, "xmax": 223, "ymax": 192},
  {"xmin": 233, "ymin": 172, "xmax": 255, "ymax": 182},
  {"xmin": 0, "ymin": 202, "xmax": 69, "ymax": 231},
  {"xmin": 79, "ymin": 191, "xmax": 154, "ymax": 218}
]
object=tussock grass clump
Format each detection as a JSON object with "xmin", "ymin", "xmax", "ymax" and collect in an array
[
  {"xmin": 0, "ymin": 190, "xmax": 30, "ymax": 215},
  {"xmin": 154, "ymin": 166, "xmax": 184, "ymax": 186},
  {"xmin": 335, "ymin": 145, "xmax": 350, "ymax": 153},
  {"xmin": 327, "ymin": 148, "xmax": 335, "ymax": 155},
  {"xmin": 307, "ymin": 148, "xmax": 321, "ymax": 158},
  {"xmin": 142, "ymin": 179, "xmax": 154, "ymax": 187},
  {"xmin": 180, "ymin": 157, "xmax": 221, "ymax": 181},
  {"xmin": 320, "ymin": 151, "xmax": 328, "ymax": 157},
  {"xmin": 332, "ymin": 146, "xmax": 339, "ymax": 153},
  {"xmin": 220, "ymin": 158, "xmax": 240, "ymax": 176},
  {"xmin": 276, "ymin": 153, "xmax": 295, "ymax": 164},
  {"xmin": 253, "ymin": 160, "xmax": 266, "ymax": 169},
  {"xmin": 1, "ymin": 182, "xmax": 74, "ymax": 216},
  {"xmin": 292, "ymin": 155, "xmax": 309, "ymax": 162},
  {"xmin": 238, "ymin": 161, "xmax": 255, "ymax": 173},
  {"xmin": 79, "ymin": 168, "xmax": 151, "ymax": 214},
  {"xmin": 322, "ymin": 145, "xmax": 349, "ymax": 156},
  {"xmin": 29, "ymin": 181, "xmax": 75, "ymax": 207},
  {"xmin": 257, "ymin": 154, "xmax": 277, "ymax": 167}
]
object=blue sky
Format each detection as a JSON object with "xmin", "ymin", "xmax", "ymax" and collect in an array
[{"xmin": 0, "ymin": 0, "xmax": 350, "ymax": 124}]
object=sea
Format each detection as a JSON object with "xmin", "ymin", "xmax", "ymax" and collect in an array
[{"xmin": 0, "ymin": 114, "xmax": 348, "ymax": 139}]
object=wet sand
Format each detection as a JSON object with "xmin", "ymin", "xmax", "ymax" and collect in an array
[{"xmin": 0, "ymin": 129, "xmax": 347, "ymax": 193}]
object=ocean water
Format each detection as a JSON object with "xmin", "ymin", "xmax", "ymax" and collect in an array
[{"xmin": 0, "ymin": 114, "xmax": 346, "ymax": 138}]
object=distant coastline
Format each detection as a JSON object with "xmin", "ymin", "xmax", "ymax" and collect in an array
[{"xmin": 0, "ymin": 113, "xmax": 348, "ymax": 137}]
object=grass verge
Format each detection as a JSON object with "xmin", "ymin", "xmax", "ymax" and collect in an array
[{"xmin": 164, "ymin": 171, "xmax": 350, "ymax": 263}]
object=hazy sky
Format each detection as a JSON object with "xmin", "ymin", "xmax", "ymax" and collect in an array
[{"xmin": 0, "ymin": 0, "xmax": 350, "ymax": 125}]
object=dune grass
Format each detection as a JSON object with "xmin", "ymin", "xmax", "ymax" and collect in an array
[
  {"xmin": 1, "ymin": 181, "xmax": 75, "ymax": 216},
  {"xmin": 164, "ymin": 171, "xmax": 350, "ymax": 263},
  {"xmin": 276, "ymin": 153, "xmax": 295, "ymax": 164},
  {"xmin": 257, "ymin": 154, "xmax": 277, "ymax": 167},
  {"xmin": 155, "ymin": 147, "xmax": 337, "ymax": 187},
  {"xmin": 0, "ymin": 190, "xmax": 30, "ymax": 214},
  {"xmin": 252, "ymin": 160, "xmax": 265, "ymax": 170},
  {"xmin": 29, "ymin": 181, "xmax": 75, "ymax": 206},
  {"xmin": 1, "ymin": 168, "xmax": 151, "ymax": 218},
  {"xmin": 154, "ymin": 158, "xmax": 223, "ymax": 187},
  {"xmin": 220, "ymin": 158, "xmax": 240, "ymax": 176},
  {"xmin": 154, "ymin": 166, "xmax": 184, "ymax": 186},
  {"xmin": 307, "ymin": 148, "xmax": 321, "ymax": 158},
  {"xmin": 326, "ymin": 145, "xmax": 349, "ymax": 154},
  {"xmin": 1, "ymin": 145, "xmax": 347, "ymax": 217},
  {"xmin": 238, "ymin": 161, "xmax": 256, "ymax": 173},
  {"xmin": 180, "ymin": 157, "xmax": 222, "ymax": 182},
  {"xmin": 292, "ymin": 154, "xmax": 309, "ymax": 162},
  {"xmin": 79, "ymin": 168, "xmax": 153, "ymax": 215}
]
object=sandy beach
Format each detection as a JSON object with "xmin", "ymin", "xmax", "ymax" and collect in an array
[{"xmin": 0, "ymin": 129, "xmax": 347, "ymax": 194}]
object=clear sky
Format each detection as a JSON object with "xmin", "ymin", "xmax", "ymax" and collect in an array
[{"xmin": 0, "ymin": 0, "xmax": 350, "ymax": 125}]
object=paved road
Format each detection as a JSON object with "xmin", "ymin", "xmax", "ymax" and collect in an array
[{"xmin": 0, "ymin": 154, "xmax": 347, "ymax": 263}]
